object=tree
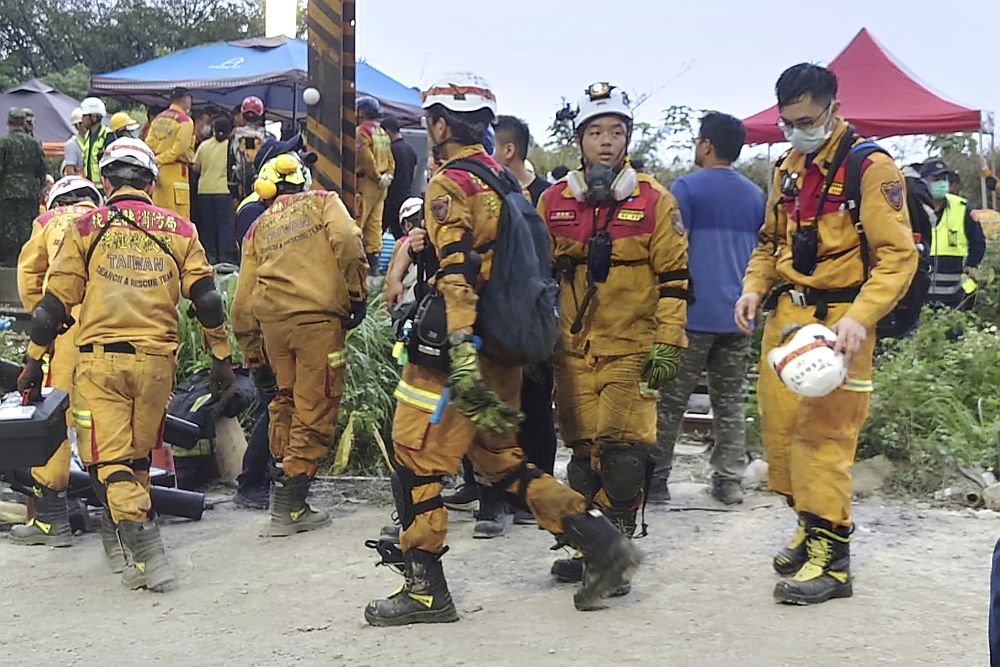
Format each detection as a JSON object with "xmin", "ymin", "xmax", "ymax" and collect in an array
[{"xmin": 0, "ymin": 0, "xmax": 262, "ymax": 92}]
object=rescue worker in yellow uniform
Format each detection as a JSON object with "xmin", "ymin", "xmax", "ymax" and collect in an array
[
  {"xmin": 356, "ymin": 96, "xmax": 395, "ymax": 271},
  {"xmin": 18, "ymin": 138, "xmax": 236, "ymax": 593},
  {"xmin": 734, "ymin": 64, "xmax": 917, "ymax": 605},
  {"xmin": 7, "ymin": 176, "xmax": 102, "ymax": 547},
  {"xmin": 231, "ymin": 153, "xmax": 368, "ymax": 537},
  {"xmin": 538, "ymin": 82, "xmax": 689, "ymax": 595},
  {"xmin": 145, "ymin": 87, "xmax": 195, "ymax": 220},
  {"xmin": 365, "ymin": 72, "xmax": 639, "ymax": 627}
]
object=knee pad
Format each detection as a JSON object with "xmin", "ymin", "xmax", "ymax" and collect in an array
[
  {"xmin": 88, "ymin": 462, "xmax": 137, "ymax": 507},
  {"xmin": 391, "ymin": 465, "xmax": 443, "ymax": 530},
  {"xmin": 600, "ymin": 445, "xmax": 649, "ymax": 507},
  {"xmin": 566, "ymin": 456, "xmax": 601, "ymax": 502},
  {"xmin": 492, "ymin": 460, "xmax": 544, "ymax": 512}
]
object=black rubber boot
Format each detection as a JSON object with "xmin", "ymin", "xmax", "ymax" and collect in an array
[
  {"xmin": 8, "ymin": 485, "xmax": 72, "ymax": 547},
  {"xmin": 773, "ymin": 515, "xmax": 807, "ymax": 576},
  {"xmin": 265, "ymin": 474, "xmax": 330, "ymax": 537},
  {"xmin": 773, "ymin": 517, "xmax": 852, "ymax": 605},
  {"xmin": 442, "ymin": 458, "xmax": 479, "ymax": 511},
  {"xmin": 119, "ymin": 519, "xmax": 176, "ymax": 592},
  {"xmin": 367, "ymin": 252, "xmax": 380, "ymax": 276},
  {"xmin": 365, "ymin": 549, "xmax": 460, "ymax": 626},
  {"xmin": 101, "ymin": 509, "xmax": 126, "ymax": 573},
  {"xmin": 473, "ymin": 485, "xmax": 511, "ymax": 539},
  {"xmin": 561, "ymin": 510, "xmax": 642, "ymax": 611},
  {"xmin": 551, "ymin": 553, "xmax": 583, "ymax": 582},
  {"xmin": 550, "ymin": 456, "xmax": 602, "ymax": 582}
]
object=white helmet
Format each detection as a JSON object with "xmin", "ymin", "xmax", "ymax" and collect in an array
[
  {"xmin": 99, "ymin": 137, "xmax": 159, "ymax": 179},
  {"xmin": 573, "ymin": 82, "xmax": 633, "ymax": 132},
  {"xmin": 398, "ymin": 197, "xmax": 423, "ymax": 223},
  {"xmin": 767, "ymin": 324, "xmax": 847, "ymax": 398},
  {"xmin": 80, "ymin": 97, "xmax": 107, "ymax": 118},
  {"xmin": 46, "ymin": 175, "xmax": 103, "ymax": 210},
  {"xmin": 421, "ymin": 71, "xmax": 497, "ymax": 119},
  {"xmin": 70, "ymin": 107, "xmax": 83, "ymax": 126}
]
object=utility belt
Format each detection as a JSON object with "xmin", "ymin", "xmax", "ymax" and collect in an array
[
  {"xmin": 80, "ymin": 342, "xmax": 136, "ymax": 354},
  {"xmin": 78, "ymin": 342, "xmax": 170, "ymax": 358},
  {"xmin": 763, "ymin": 284, "xmax": 860, "ymax": 320}
]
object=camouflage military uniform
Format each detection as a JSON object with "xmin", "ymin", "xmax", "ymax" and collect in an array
[
  {"xmin": 652, "ymin": 332, "xmax": 750, "ymax": 483},
  {"xmin": 0, "ymin": 127, "xmax": 47, "ymax": 265}
]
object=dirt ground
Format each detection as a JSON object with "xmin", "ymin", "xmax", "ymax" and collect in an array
[{"xmin": 1, "ymin": 462, "xmax": 995, "ymax": 666}]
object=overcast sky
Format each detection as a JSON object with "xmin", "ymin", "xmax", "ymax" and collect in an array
[{"xmin": 356, "ymin": 0, "xmax": 1000, "ymax": 160}]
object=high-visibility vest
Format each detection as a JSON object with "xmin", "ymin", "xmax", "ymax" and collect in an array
[
  {"xmin": 82, "ymin": 125, "xmax": 109, "ymax": 190},
  {"xmin": 930, "ymin": 193, "xmax": 969, "ymax": 259},
  {"xmin": 927, "ymin": 193, "xmax": 973, "ymax": 298}
]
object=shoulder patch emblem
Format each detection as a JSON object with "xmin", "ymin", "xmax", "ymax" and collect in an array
[
  {"xmin": 549, "ymin": 209, "xmax": 576, "ymax": 222},
  {"xmin": 670, "ymin": 208, "xmax": 685, "ymax": 235},
  {"xmin": 617, "ymin": 209, "xmax": 644, "ymax": 223},
  {"xmin": 431, "ymin": 195, "xmax": 451, "ymax": 223},
  {"xmin": 881, "ymin": 181, "xmax": 903, "ymax": 211},
  {"xmin": 827, "ymin": 181, "xmax": 844, "ymax": 196}
]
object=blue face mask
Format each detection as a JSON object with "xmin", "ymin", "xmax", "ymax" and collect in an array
[{"xmin": 929, "ymin": 179, "xmax": 949, "ymax": 199}]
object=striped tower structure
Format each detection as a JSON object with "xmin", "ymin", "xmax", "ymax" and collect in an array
[{"xmin": 306, "ymin": 0, "xmax": 357, "ymax": 216}]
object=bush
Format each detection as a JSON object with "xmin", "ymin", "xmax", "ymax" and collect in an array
[{"xmin": 859, "ymin": 308, "xmax": 1000, "ymax": 493}]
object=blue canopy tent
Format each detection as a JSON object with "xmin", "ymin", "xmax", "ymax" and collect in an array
[{"xmin": 90, "ymin": 36, "xmax": 422, "ymax": 123}]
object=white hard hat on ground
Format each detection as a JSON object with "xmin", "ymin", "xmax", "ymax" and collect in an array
[
  {"xmin": 767, "ymin": 323, "xmax": 847, "ymax": 398},
  {"xmin": 421, "ymin": 72, "xmax": 497, "ymax": 119}
]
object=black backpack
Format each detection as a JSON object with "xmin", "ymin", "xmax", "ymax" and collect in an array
[
  {"xmin": 843, "ymin": 141, "xmax": 932, "ymax": 339},
  {"xmin": 444, "ymin": 158, "xmax": 559, "ymax": 364}
]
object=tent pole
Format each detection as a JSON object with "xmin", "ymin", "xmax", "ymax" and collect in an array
[
  {"xmin": 992, "ymin": 131, "xmax": 997, "ymax": 210},
  {"xmin": 291, "ymin": 82, "xmax": 298, "ymax": 132},
  {"xmin": 981, "ymin": 130, "xmax": 988, "ymax": 208}
]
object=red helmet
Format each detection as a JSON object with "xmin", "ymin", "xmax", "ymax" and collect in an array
[{"xmin": 241, "ymin": 96, "xmax": 264, "ymax": 116}]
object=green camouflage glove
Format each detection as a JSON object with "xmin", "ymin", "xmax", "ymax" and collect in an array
[
  {"xmin": 641, "ymin": 343, "xmax": 682, "ymax": 390},
  {"xmin": 448, "ymin": 341, "xmax": 524, "ymax": 436}
]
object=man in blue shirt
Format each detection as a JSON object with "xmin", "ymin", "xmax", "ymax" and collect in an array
[{"xmin": 649, "ymin": 112, "xmax": 765, "ymax": 505}]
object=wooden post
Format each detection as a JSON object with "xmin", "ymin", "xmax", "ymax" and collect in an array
[{"xmin": 305, "ymin": 0, "xmax": 356, "ymax": 215}]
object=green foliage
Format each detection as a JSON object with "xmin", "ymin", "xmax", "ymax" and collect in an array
[
  {"xmin": 176, "ymin": 272, "xmax": 243, "ymax": 382},
  {"xmin": 858, "ymin": 309, "xmax": 1000, "ymax": 493},
  {"xmin": 41, "ymin": 64, "xmax": 89, "ymax": 100},
  {"xmin": 0, "ymin": 0, "xmax": 263, "ymax": 92},
  {"xmin": 325, "ymin": 292, "xmax": 400, "ymax": 476}
]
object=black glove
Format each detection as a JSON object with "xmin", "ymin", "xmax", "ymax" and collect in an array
[
  {"xmin": 210, "ymin": 357, "xmax": 237, "ymax": 402},
  {"xmin": 346, "ymin": 300, "xmax": 367, "ymax": 331},
  {"xmin": 251, "ymin": 365, "xmax": 276, "ymax": 394},
  {"xmin": 17, "ymin": 357, "xmax": 43, "ymax": 403},
  {"xmin": 987, "ymin": 175, "xmax": 998, "ymax": 193}
]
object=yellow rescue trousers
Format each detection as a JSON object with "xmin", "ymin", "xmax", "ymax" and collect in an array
[
  {"xmin": 757, "ymin": 295, "xmax": 875, "ymax": 528},
  {"xmin": 30, "ymin": 330, "xmax": 79, "ymax": 490},
  {"xmin": 392, "ymin": 357, "xmax": 585, "ymax": 554},
  {"xmin": 152, "ymin": 163, "xmax": 191, "ymax": 220},
  {"xmin": 357, "ymin": 178, "xmax": 386, "ymax": 256},
  {"xmin": 261, "ymin": 316, "xmax": 346, "ymax": 478},
  {"xmin": 72, "ymin": 346, "xmax": 175, "ymax": 523},
  {"xmin": 554, "ymin": 350, "xmax": 656, "ymax": 509}
]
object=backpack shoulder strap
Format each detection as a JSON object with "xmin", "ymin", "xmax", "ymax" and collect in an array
[
  {"xmin": 844, "ymin": 140, "xmax": 890, "ymax": 281},
  {"xmin": 445, "ymin": 157, "xmax": 517, "ymax": 196}
]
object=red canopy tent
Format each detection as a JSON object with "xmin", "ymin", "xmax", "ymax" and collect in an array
[{"xmin": 742, "ymin": 28, "xmax": 985, "ymax": 144}]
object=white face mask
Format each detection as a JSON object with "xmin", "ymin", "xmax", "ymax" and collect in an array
[{"xmin": 783, "ymin": 123, "xmax": 832, "ymax": 155}]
